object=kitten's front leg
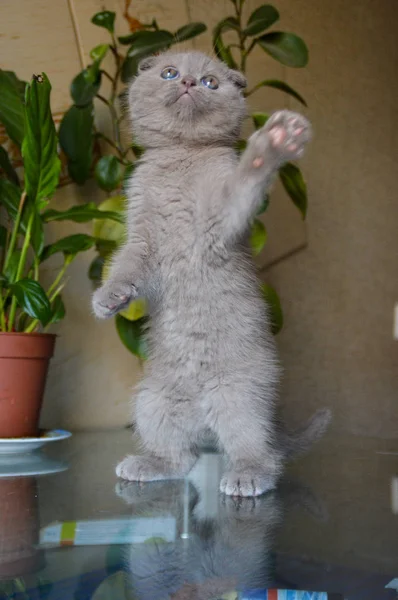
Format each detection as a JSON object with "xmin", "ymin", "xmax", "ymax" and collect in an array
[
  {"xmin": 221, "ymin": 110, "xmax": 311, "ymax": 240},
  {"xmin": 92, "ymin": 242, "xmax": 145, "ymax": 319}
]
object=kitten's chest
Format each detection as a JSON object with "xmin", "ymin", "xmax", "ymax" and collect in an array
[{"xmin": 149, "ymin": 168, "xmax": 209, "ymax": 238}]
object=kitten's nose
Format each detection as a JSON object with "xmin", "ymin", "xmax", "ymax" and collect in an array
[{"xmin": 181, "ymin": 75, "xmax": 197, "ymax": 89}]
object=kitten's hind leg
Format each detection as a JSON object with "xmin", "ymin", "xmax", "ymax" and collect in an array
[
  {"xmin": 205, "ymin": 383, "xmax": 283, "ymax": 497},
  {"xmin": 116, "ymin": 380, "xmax": 200, "ymax": 482}
]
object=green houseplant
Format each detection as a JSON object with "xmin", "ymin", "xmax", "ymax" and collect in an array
[
  {"xmin": 61, "ymin": 2, "xmax": 309, "ymax": 359},
  {"xmin": 0, "ymin": 71, "xmax": 121, "ymax": 437}
]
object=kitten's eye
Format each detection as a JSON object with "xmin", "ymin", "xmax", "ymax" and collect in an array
[
  {"xmin": 161, "ymin": 67, "xmax": 179, "ymax": 80},
  {"xmin": 201, "ymin": 75, "xmax": 219, "ymax": 90}
]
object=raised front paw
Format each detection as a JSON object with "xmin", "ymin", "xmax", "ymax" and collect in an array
[
  {"xmin": 265, "ymin": 110, "xmax": 311, "ymax": 162},
  {"xmin": 92, "ymin": 280, "xmax": 137, "ymax": 319}
]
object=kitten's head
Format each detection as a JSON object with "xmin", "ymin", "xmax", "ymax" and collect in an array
[{"xmin": 128, "ymin": 51, "xmax": 247, "ymax": 147}]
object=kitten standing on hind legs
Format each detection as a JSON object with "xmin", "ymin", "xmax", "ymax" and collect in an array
[{"xmin": 92, "ymin": 51, "xmax": 330, "ymax": 497}]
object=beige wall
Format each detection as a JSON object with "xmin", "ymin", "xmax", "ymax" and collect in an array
[
  {"xmin": 1, "ymin": 0, "xmax": 397, "ymax": 434},
  {"xmin": 265, "ymin": 0, "xmax": 398, "ymax": 438}
]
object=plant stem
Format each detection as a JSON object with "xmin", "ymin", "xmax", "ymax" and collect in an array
[
  {"xmin": 96, "ymin": 94, "xmax": 111, "ymax": 107},
  {"xmin": 101, "ymin": 69, "xmax": 114, "ymax": 83},
  {"xmin": 33, "ymin": 257, "xmax": 39, "ymax": 281},
  {"xmin": 96, "ymin": 39, "xmax": 126, "ymax": 158},
  {"xmin": 0, "ymin": 293, "xmax": 7, "ymax": 332},
  {"xmin": 7, "ymin": 206, "xmax": 35, "ymax": 331},
  {"xmin": 47, "ymin": 258, "xmax": 70, "ymax": 298},
  {"xmin": 0, "ymin": 222, "xmax": 11, "ymax": 275},
  {"xmin": 109, "ymin": 37, "xmax": 124, "ymax": 153},
  {"xmin": 234, "ymin": 0, "xmax": 247, "ymax": 73},
  {"xmin": 227, "ymin": 43, "xmax": 241, "ymax": 51},
  {"xmin": 4, "ymin": 191, "xmax": 26, "ymax": 272},
  {"xmin": 95, "ymin": 131, "xmax": 125, "ymax": 158},
  {"xmin": 240, "ymin": 42, "xmax": 255, "ymax": 74}
]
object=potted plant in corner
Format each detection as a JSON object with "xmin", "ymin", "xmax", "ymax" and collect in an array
[{"xmin": 0, "ymin": 71, "xmax": 122, "ymax": 438}]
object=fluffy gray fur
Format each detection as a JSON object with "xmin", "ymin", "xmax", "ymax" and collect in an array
[{"xmin": 92, "ymin": 51, "xmax": 330, "ymax": 496}]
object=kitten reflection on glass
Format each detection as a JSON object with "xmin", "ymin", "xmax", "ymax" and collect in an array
[
  {"xmin": 114, "ymin": 477, "xmax": 327, "ymax": 600},
  {"xmin": 92, "ymin": 51, "xmax": 330, "ymax": 496}
]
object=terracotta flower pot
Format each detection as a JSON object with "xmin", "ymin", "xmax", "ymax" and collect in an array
[{"xmin": 0, "ymin": 333, "xmax": 56, "ymax": 438}]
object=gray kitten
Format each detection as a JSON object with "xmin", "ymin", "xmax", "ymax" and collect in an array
[{"xmin": 92, "ymin": 51, "xmax": 330, "ymax": 496}]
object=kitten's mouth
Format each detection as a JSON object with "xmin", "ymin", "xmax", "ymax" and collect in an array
[{"xmin": 177, "ymin": 90, "xmax": 195, "ymax": 104}]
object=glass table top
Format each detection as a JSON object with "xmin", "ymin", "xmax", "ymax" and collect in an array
[{"xmin": 0, "ymin": 429, "xmax": 397, "ymax": 599}]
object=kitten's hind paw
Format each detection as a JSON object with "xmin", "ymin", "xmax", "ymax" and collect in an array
[
  {"xmin": 220, "ymin": 468, "xmax": 278, "ymax": 497},
  {"xmin": 116, "ymin": 455, "xmax": 181, "ymax": 482},
  {"xmin": 92, "ymin": 281, "xmax": 137, "ymax": 319},
  {"xmin": 265, "ymin": 110, "xmax": 311, "ymax": 162}
]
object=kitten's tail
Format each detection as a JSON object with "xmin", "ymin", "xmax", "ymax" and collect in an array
[{"xmin": 280, "ymin": 408, "xmax": 332, "ymax": 460}]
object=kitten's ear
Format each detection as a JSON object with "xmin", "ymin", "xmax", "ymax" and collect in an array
[
  {"xmin": 227, "ymin": 69, "xmax": 247, "ymax": 89},
  {"xmin": 138, "ymin": 55, "xmax": 157, "ymax": 73}
]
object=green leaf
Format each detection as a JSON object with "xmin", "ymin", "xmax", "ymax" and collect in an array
[
  {"xmin": 22, "ymin": 73, "xmax": 61, "ymax": 209},
  {"xmin": 115, "ymin": 314, "xmax": 148, "ymax": 359},
  {"xmin": 257, "ymin": 32, "xmax": 308, "ymax": 68},
  {"xmin": 88, "ymin": 255, "xmax": 104, "ymax": 282},
  {"xmin": 120, "ymin": 299, "xmax": 147, "ymax": 322},
  {"xmin": 244, "ymin": 5, "xmax": 279, "ymax": 36},
  {"xmin": 252, "ymin": 112, "xmax": 269, "ymax": 129},
  {"xmin": 10, "ymin": 279, "xmax": 52, "ymax": 326},
  {"xmin": 0, "ymin": 177, "xmax": 20, "ymax": 218},
  {"xmin": 2, "ymin": 71, "xmax": 27, "ymax": 101},
  {"xmin": 42, "ymin": 202, "xmax": 124, "ymax": 224},
  {"xmin": 4, "ymin": 249, "xmax": 21, "ymax": 283},
  {"xmin": 0, "ymin": 180, "xmax": 43, "ymax": 255},
  {"xmin": 131, "ymin": 141, "xmax": 144, "ymax": 159},
  {"xmin": 91, "ymin": 11, "xmax": 116, "ymax": 34},
  {"xmin": 234, "ymin": 139, "xmax": 247, "ymax": 154},
  {"xmin": 118, "ymin": 34, "xmax": 137, "ymax": 45},
  {"xmin": 49, "ymin": 295, "xmax": 65, "ymax": 324},
  {"xmin": 89, "ymin": 44, "xmax": 109, "ymax": 63},
  {"xmin": 71, "ymin": 69, "xmax": 101, "ymax": 107},
  {"xmin": 214, "ymin": 16, "xmax": 240, "ymax": 36},
  {"xmin": 95, "ymin": 155, "xmax": 124, "ymax": 192},
  {"xmin": 261, "ymin": 283, "xmax": 283, "ymax": 334},
  {"xmin": 256, "ymin": 194, "xmax": 269, "ymax": 215},
  {"xmin": 0, "ymin": 145, "xmax": 19, "ymax": 185},
  {"xmin": 95, "ymin": 239, "xmax": 118, "ymax": 258},
  {"xmin": 121, "ymin": 57, "xmax": 139, "ymax": 83},
  {"xmin": 59, "ymin": 104, "xmax": 94, "ymax": 184},
  {"xmin": 41, "ymin": 234, "xmax": 95, "ymax": 261},
  {"xmin": 250, "ymin": 79, "xmax": 307, "ymax": 106},
  {"xmin": 213, "ymin": 38, "xmax": 238, "ymax": 70},
  {"xmin": 0, "ymin": 70, "xmax": 25, "ymax": 146},
  {"xmin": 122, "ymin": 162, "xmax": 136, "ymax": 190},
  {"xmin": 174, "ymin": 23, "xmax": 207, "ymax": 43},
  {"xmin": 250, "ymin": 219, "xmax": 267, "ymax": 255},
  {"xmin": 126, "ymin": 31, "xmax": 174, "ymax": 60},
  {"xmin": 28, "ymin": 207, "xmax": 44, "ymax": 256},
  {"xmin": 93, "ymin": 196, "xmax": 126, "ymax": 242},
  {"xmin": 213, "ymin": 17, "xmax": 240, "ymax": 69},
  {"xmin": 279, "ymin": 162, "xmax": 307, "ymax": 218}
]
